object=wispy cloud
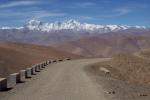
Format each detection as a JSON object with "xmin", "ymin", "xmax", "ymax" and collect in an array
[
  {"xmin": 0, "ymin": 8, "xmax": 67, "ymax": 22},
  {"xmin": 79, "ymin": 16, "xmax": 94, "ymax": 20},
  {"xmin": 128, "ymin": 3, "xmax": 148, "ymax": 9},
  {"xmin": 32, "ymin": 11, "xmax": 67, "ymax": 19},
  {"xmin": 0, "ymin": 1, "xmax": 40, "ymax": 8},
  {"xmin": 115, "ymin": 8, "xmax": 132, "ymax": 15},
  {"xmin": 115, "ymin": 3, "xmax": 148, "ymax": 15},
  {"xmin": 103, "ymin": 3, "xmax": 148, "ymax": 18},
  {"xmin": 75, "ymin": 2, "xmax": 95, "ymax": 8}
]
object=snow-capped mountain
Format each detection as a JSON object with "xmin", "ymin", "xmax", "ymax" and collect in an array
[
  {"xmin": 0, "ymin": 19, "xmax": 147, "ymax": 34},
  {"xmin": 0, "ymin": 19, "xmax": 149, "ymax": 46},
  {"xmin": 24, "ymin": 19, "xmax": 146, "ymax": 33}
]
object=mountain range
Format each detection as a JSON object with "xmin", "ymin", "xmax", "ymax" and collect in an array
[
  {"xmin": 0, "ymin": 19, "xmax": 148, "ymax": 43},
  {"xmin": 1, "ymin": 19, "xmax": 147, "ymax": 33},
  {"xmin": 24, "ymin": 19, "xmax": 147, "ymax": 33},
  {"xmin": 0, "ymin": 19, "xmax": 150, "ymax": 57}
]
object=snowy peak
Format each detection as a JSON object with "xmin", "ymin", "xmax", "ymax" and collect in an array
[
  {"xmin": 24, "ymin": 20, "xmax": 43, "ymax": 31},
  {"xmin": 0, "ymin": 19, "xmax": 147, "ymax": 33},
  {"xmin": 66, "ymin": 19, "xmax": 80, "ymax": 24},
  {"xmin": 24, "ymin": 19, "xmax": 147, "ymax": 33}
]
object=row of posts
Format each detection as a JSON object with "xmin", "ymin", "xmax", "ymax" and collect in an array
[{"xmin": 0, "ymin": 58, "xmax": 71, "ymax": 91}]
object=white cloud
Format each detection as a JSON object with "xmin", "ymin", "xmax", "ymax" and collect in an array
[{"xmin": 0, "ymin": 1, "xmax": 40, "ymax": 8}]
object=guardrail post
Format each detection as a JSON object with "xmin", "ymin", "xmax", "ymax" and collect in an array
[
  {"xmin": 35, "ymin": 65, "xmax": 40, "ymax": 72},
  {"xmin": 25, "ymin": 68, "xmax": 32, "ymax": 78},
  {"xmin": 41, "ymin": 63, "xmax": 45, "ymax": 68},
  {"xmin": 48, "ymin": 60, "xmax": 51, "ymax": 64},
  {"xmin": 39, "ymin": 64, "xmax": 43, "ymax": 70},
  {"xmin": 31, "ymin": 66, "xmax": 36, "ymax": 75},
  {"xmin": 7, "ymin": 73, "xmax": 17, "ymax": 89},
  {"xmin": 14, "ymin": 73, "xmax": 20, "ymax": 83},
  {"xmin": 19, "ymin": 70, "xmax": 26, "ymax": 82},
  {"xmin": 53, "ymin": 60, "xmax": 57, "ymax": 63},
  {"xmin": 0, "ymin": 78, "xmax": 7, "ymax": 91}
]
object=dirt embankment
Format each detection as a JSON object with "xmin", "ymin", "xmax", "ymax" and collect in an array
[
  {"xmin": 85, "ymin": 53, "xmax": 150, "ymax": 100},
  {"xmin": 87, "ymin": 53, "xmax": 150, "ymax": 85}
]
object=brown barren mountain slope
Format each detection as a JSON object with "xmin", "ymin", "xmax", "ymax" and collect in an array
[
  {"xmin": 0, "ymin": 42, "xmax": 80, "ymax": 77},
  {"xmin": 52, "ymin": 31, "xmax": 150, "ymax": 57},
  {"xmin": 52, "ymin": 36, "xmax": 141, "ymax": 57}
]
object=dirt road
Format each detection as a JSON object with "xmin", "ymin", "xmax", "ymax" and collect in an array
[{"xmin": 0, "ymin": 58, "xmax": 109, "ymax": 100}]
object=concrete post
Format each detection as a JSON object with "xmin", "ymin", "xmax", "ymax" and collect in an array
[
  {"xmin": 44, "ymin": 62, "xmax": 47, "ymax": 66},
  {"xmin": 43, "ymin": 62, "xmax": 45, "ymax": 67},
  {"xmin": 19, "ymin": 70, "xmax": 26, "ymax": 82},
  {"xmin": 66, "ymin": 58, "xmax": 71, "ymax": 60},
  {"xmin": 25, "ymin": 68, "xmax": 32, "ymax": 78},
  {"xmin": 48, "ymin": 60, "xmax": 51, "ymax": 64},
  {"xmin": 0, "ymin": 73, "xmax": 17, "ymax": 91},
  {"xmin": 45, "ymin": 62, "xmax": 47, "ymax": 65},
  {"xmin": 47, "ymin": 61, "xmax": 49, "ymax": 65},
  {"xmin": 31, "ymin": 66, "xmax": 36, "ymax": 75},
  {"xmin": 0, "ymin": 78, "xmax": 7, "ymax": 91},
  {"xmin": 46, "ymin": 61, "xmax": 48, "ymax": 65},
  {"xmin": 53, "ymin": 60, "xmax": 57, "ymax": 63},
  {"xmin": 13, "ymin": 73, "xmax": 20, "ymax": 83},
  {"xmin": 41, "ymin": 63, "xmax": 45, "ymax": 68},
  {"xmin": 58, "ymin": 59, "xmax": 63, "ymax": 62},
  {"xmin": 35, "ymin": 65, "xmax": 40, "ymax": 72},
  {"xmin": 7, "ymin": 73, "xmax": 17, "ymax": 88},
  {"xmin": 39, "ymin": 64, "xmax": 43, "ymax": 70}
]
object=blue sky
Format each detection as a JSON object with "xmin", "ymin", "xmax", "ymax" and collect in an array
[{"xmin": 0, "ymin": 0, "xmax": 149, "ymax": 27}]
